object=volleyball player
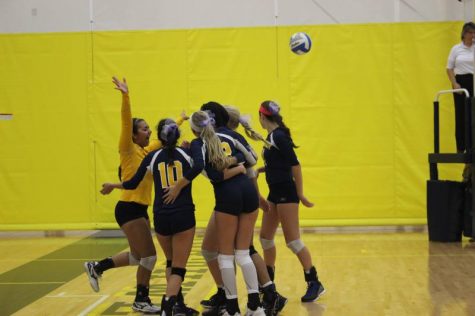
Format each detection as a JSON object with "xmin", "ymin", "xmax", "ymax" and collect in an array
[
  {"xmin": 197, "ymin": 103, "xmax": 287, "ymax": 315},
  {"xmin": 84, "ymin": 77, "xmax": 186, "ymax": 313},
  {"xmin": 101, "ymin": 118, "xmax": 198, "ymax": 315},
  {"xmin": 257, "ymin": 100, "xmax": 325, "ymax": 302},
  {"xmin": 163, "ymin": 110, "xmax": 265, "ymax": 316}
]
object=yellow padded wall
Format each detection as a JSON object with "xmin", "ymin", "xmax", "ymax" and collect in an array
[{"xmin": 0, "ymin": 22, "xmax": 463, "ymax": 229}]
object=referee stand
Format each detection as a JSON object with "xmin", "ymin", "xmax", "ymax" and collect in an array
[{"xmin": 428, "ymin": 88, "xmax": 474, "ymax": 242}]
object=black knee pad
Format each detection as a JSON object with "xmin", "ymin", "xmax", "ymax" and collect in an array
[
  {"xmin": 166, "ymin": 260, "xmax": 172, "ymax": 268},
  {"xmin": 171, "ymin": 267, "xmax": 186, "ymax": 280},
  {"xmin": 249, "ymin": 244, "xmax": 258, "ymax": 256}
]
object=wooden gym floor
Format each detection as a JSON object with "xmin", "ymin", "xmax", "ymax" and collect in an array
[{"xmin": 0, "ymin": 228, "xmax": 474, "ymax": 316}]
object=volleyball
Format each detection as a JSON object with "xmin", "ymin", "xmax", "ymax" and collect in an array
[{"xmin": 289, "ymin": 32, "xmax": 312, "ymax": 55}]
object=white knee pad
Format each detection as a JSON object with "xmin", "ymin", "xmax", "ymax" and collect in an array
[
  {"xmin": 287, "ymin": 239, "xmax": 305, "ymax": 254},
  {"xmin": 217, "ymin": 254, "xmax": 235, "ymax": 270},
  {"xmin": 260, "ymin": 238, "xmax": 275, "ymax": 250},
  {"xmin": 128, "ymin": 252, "xmax": 139, "ymax": 266},
  {"xmin": 235, "ymin": 249, "xmax": 253, "ymax": 267},
  {"xmin": 139, "ymin": 255, "xmax": 157, "ymax": 271},
  {"xmin": 201, "ymin": 249, "xmax": 218, "ymax": 262}
]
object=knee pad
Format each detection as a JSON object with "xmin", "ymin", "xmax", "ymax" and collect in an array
[
  {"xmin": 171, "ymin": 267, "xmax": 187, "ymax": 280},
  {"xmin": 235, "ymin": 249, "xmax": 253, "ymax": 267},
  {"xmin": 217, "ymin": 254, "xmax": 235, "ymax": 270},
  {"xmin": 287, "ymin": 239, "xmax": 305, "ymax": 254},
  {"xmin": 128, "ymin": 252, "xmax": 139, "ymax": 266},
  {"xmin": 249, "ymin": 245, "xmax": 258, "ymax": 256},
  {"xmin": 201, "ymin": 249, "xmax": 218, "ymax": 262},
  {"xmin": 166, "ymin": 260, "xmax": 172, "ymax": 268},
  {"xmin": 260, "ymin": 238, "xmax": 275, "ymax": 250},
  {"xmin": 139, "ymin": 255, "xmax": 157, "ymax": 271}
]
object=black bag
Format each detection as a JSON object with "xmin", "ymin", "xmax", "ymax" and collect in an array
[{"xmin": 426, "ymin": 180, "xmax": 464, "ymax": 242}]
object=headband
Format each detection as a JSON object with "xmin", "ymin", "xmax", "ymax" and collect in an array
[
  {"xmin": 160, "ymin": 123, "xmax": 178, "ymax": 142},
  {"xmin": 259, "ymin": 101, "xmax": 280, "ymax": 116},
  {"xmin": 190, "ymin": 112, "xmax": 211, "ymax": 132}
]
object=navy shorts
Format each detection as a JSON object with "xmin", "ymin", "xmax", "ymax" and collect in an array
[
  {"xmin": 213, "ymin": 174, "xmax": 259, "ymax": 216},
  {"xmin": 267, "ymin": 181, "xmax": 300, "ymax": 204},
  {"xmin": 154, "ymin": 209, "xmax": 196, "ymax": 236},
  {"xmin": 115, "ymin": 201, "xmax": 149, "ymax": 227}
]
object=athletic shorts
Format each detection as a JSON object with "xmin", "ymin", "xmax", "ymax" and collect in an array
[
  {"xmin": 115, "ymin": 201, "xmax": 149, "ymax": 227},
  {"xmin": 267, "ymin": 180, "xmax": 299, "ymax": 204},
  {"xmin": 154, "ymin": 210, "xmax": 196, "ymax": 236},
  {"xmin": 213, "ymin": 174, "xmax": 259, "ymax": 216}
]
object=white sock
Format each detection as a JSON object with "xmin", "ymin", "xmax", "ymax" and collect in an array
[
  {"xmin": 217, "ymin": 254, "xmax": 237, "ymax": 299},
  {"xmin": 235, "ymin": 249, "xmax": 259, "ymax": 294}
]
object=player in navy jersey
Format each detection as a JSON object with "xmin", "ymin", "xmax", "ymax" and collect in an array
[
  {"xmin": 257, "ymin": 100, "xmax": 325, "ymax": 303},
  {"xmin": 101, "ymin": 118, "xmax": 198, "ymax": 316},
  {"xmin": 195, "ymin": 103, "xmax": 287, "ymax": 315},
  {"xmin": 163, "ymin": 109, "xmax": 265, "ymax": 316}
]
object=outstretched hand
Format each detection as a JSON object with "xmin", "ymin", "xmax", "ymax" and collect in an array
[{"xmin": 112, "ymin": 76, "xmax": 128, "ymax": 94}]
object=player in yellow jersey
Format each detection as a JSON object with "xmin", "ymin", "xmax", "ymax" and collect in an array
[{"xmin": 84, "ymin": 77, "xmax": 187, "ymax": 313}]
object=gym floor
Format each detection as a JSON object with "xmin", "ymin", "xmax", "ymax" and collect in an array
[{"xmin": 1, "ymin": 228, "xmax": 474, "ymax": 316}]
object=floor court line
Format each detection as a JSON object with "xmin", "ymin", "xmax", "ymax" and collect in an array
[{"xmin": 78, "ymin": 295, "xmax": 110, "ymax": 316}]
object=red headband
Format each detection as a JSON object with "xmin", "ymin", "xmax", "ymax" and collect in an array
[{"xmin": 259, "ymin": 104, "xmax": 273, "ymax": 116}]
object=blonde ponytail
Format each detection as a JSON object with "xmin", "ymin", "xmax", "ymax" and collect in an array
[
  {"xmin": 191, "ymin": 111, "xmax": 230, "ymax": 171},
  {"xmin": 224, "ymin": 105, "xmax": 272, "ymax": 148}
]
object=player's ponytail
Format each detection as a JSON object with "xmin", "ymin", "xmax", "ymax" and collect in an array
[
  {"xmin": 190, "ymin": 111, "xmax": 229, "ymax": 171},
  {"xmin": 224, "ymin": 105, "xmax": 272, "ymax": 149},
  {"xmin": 157, "ymin": 118, "xmax": 180, "ymax": 165}
]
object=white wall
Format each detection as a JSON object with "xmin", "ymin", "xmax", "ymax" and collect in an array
[{"xmin": 0, "ymin": 0, "xmax": 467, "ymax": 33}]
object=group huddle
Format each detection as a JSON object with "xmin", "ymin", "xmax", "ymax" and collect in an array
[{"xmin": 83, "ymin": 77, "xmax": 325, "ymax": 316}]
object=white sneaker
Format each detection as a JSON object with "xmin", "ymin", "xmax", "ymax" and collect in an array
[
  {"xmin": 84, "ymin": 261, "xmax": 100, "ymax": 292},
  {"xmin": 132, "ymin": 300, "xmax": 161, "ymax": 313},
  {"xmin": 245, "ymin": 306, "xmax": 265, "ymax": 316}
]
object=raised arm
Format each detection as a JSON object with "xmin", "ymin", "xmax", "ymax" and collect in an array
[{"xmin": 113, "ymin": 77, "xmax": 134, "ymax": 153}]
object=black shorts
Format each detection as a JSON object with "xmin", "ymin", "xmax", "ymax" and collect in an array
[
  {"xmin": 115, "ymin": 201, "xmax": 149, "ymax": 227},
  {"xmin": 213, "ymin": 174, "xmax": 259, "ymax": 216},
  {"xmin": 267, "ymin": 181, "xmax": 299, "ymax": 204},
  {"xmin": 154, "ymin": 210, "xmax": 196, "ymax": 236}
]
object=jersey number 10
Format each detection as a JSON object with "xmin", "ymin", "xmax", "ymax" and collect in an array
[{"xmin": 157, "ymin": 161, "xmax": 183, "ymax": 189}]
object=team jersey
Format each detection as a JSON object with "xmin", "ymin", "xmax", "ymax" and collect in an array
[
  {"xmin": 184, "ymin": 127, "xmax": 253, "ymax": 183},
  {"xmin": 262, "ymin": 127, "xmax": 300, "ymax": 185},
  {"xmin": 118, "ymin": 93, "xmax": 184, "ymax": 205},
  {"xmin": 122, "ymin": 146, "xmax": 194, "ymax": 215}
]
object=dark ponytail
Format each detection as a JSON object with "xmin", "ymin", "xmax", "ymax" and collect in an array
[
  {"xmin": 260, "ymin": 100, "xmax": 297, "ymax": 148},
  {"xmin": 201, "ymin": 101, "xmax": 229, "ymax": 128},
  {"xmin": 157, "ymin": 118, "xmax": 180, "ymax": 165}
]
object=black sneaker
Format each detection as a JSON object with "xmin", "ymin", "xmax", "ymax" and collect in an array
[
  {"xmin": 262, "ymin": 288, "xmax": 287, "ymax": 315},
  {"xmin": 274, "ymin": 292, "xmax": 287, "ymax": 314},
  {"xmin": 301, "ymin": 281, "xmax": 325, "ymax": 302},
  {"xmin": 175, "ymin": 300, "xmax": 199, "ymax": 316},
  {"xmin": 84, "ymin": 261, "xmax": 101, "ymax": 292},
  {"xmin": 200, "ymin": 289, "xmax": 225, "ymax": 309}
]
